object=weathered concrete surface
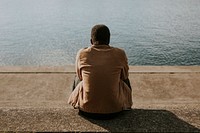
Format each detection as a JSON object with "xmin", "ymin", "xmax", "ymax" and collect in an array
[{"xmin": 0, "ymin": 66, "xmax": 200, "ymax": 132}]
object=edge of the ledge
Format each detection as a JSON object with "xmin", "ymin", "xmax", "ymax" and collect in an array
[{"xmin": 0, "ymin": 66, "xmax": 200, "ymax": 73}]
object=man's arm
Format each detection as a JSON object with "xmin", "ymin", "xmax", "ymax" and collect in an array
[
  {"xmin": 121, "ymin": 50, "xmax": 132, "ymax": 89},
  {"xmin": 120, "ymin": 50, "xmax": 129, "ymax": 80},
  {"xmin": 75, "ymin": 49, "xmax": 83, "ymax": 81}
]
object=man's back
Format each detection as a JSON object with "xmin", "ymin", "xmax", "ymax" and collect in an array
[
  {"xmin": 68, "ymin": 24, "xmax": 132, "ymax": 115},
  {"xmin": 74, "ymin": 44, "xmax": 131, "ymax": 113}
]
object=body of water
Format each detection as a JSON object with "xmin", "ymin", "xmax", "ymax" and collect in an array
[{"xmin": 0, "ymin": 0, "xmax": 200, "ymax": 66}]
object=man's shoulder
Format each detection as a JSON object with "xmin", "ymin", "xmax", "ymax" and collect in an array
[
  {"xmin": 77, "ymin": 45, "xmax": 126, "ymax": 56},
  {"xmin": 77, "ymin": 47, "xmax": 91, "ymax": 57},
  {"xmin": 111, "ymin": 46, "xmax": 126, "ymax": 55},
  {"xmin": 78, "ymin": 47, "xmax": 87, "ymax": 53},
  {"xmin": 78, "ymin": 46, "xmax": 91, "ymax": 52},
  {"xmin": 111, "ymin": 46, "xmax": 124, "ymax": 51}
]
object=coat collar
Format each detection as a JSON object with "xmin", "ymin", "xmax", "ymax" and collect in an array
[{"xmin": 92, "ymin": 44, "xmax": 110, "ymax": 48}]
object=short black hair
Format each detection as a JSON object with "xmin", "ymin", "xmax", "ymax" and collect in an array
[{"xmin": 91, "ymin": 24, "xmax": 110, "ymax": 45}]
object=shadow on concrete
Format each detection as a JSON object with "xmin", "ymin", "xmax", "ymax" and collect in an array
[{"xmin": 82, "ymin": 109, "xmax": 200, "ymax": 132}]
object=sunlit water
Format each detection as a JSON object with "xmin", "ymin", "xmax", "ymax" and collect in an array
[{"xmin": 0, "ymin": 0, "xmax": 200, "ymax": 66}]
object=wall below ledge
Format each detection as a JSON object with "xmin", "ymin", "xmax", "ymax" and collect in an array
[
  {"xmin": 0, "ymin": 66, "xmax": 199, "ymax": 108},
  {"xmin": 0, "ymin": 66, "xmax": 199, "ymax": 131}
]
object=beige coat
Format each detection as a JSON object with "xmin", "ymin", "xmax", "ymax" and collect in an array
[{"xmin": 68, "ymin": 44, "xmax": 132, "ymax": 114}]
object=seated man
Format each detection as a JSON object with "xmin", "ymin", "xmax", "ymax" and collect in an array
[{"xmin": 68, "ymin": 24, "xmax": 132, "ymax": 119}]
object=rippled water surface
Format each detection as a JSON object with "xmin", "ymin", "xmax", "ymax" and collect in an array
[{"xmin": 0, "ymin": 0, "xmax": 200, "ymax": 66}]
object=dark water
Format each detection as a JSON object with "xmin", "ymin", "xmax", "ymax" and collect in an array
[{"xmin": 0, "ymin": 0, "xmax": 200, "ymax": 66}]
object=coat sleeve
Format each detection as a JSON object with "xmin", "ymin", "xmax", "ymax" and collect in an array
[
  {"xmin": 75, "ymin": 49, "xmax": 83, "ymax": 80},
  {"xmin": 120, "ymin": 50, "xmax": 129, "ymax": 80}
]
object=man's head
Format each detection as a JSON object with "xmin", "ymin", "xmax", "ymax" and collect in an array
[{"xmin": 91, "ymin": 24, "xmax": 110, "ymax": 45}]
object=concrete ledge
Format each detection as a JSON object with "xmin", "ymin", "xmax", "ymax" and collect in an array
[
  {"xmin": 0, "ymin": 66, "xmax": 200, "ymax": 132},
  {"xmin": 1, "ymin": 65, "xmax": 200, "ymax": 72}
]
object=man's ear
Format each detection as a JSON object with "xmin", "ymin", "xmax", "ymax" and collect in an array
[{"xmin": 90, "ymin": 39, "xmax": 93, "ymax": 45}]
